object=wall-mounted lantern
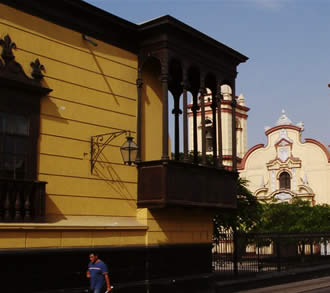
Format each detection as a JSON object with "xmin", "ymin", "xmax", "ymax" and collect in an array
[
  {"xmin": 91, "ymin": 130, "xmax": 138, "ymax": 173},
  {"xmin": 120, "ymin": 134, "xmax": 138, "ymax": 165}
]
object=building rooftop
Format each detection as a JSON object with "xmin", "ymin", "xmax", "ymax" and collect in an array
[{"xmin": 276, "ymin": 109, "xmax": 292, "ymax": 126}]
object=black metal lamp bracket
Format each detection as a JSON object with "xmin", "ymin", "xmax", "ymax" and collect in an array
[{"xmin": 90, "ymin": 130, "xmax": 129, "ymax": 174}]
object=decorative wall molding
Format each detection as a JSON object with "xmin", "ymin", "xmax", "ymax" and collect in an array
[
  {"xmin": 0, "ymin": 34, "xmax": 51, "ymax": 95},
  {"xmin": 265, "ymin": 124, "xmax": 302, "ymax": 136},
  {"xmin": 0, "ymin": 34, "xmax": 16, "ymax": 63},
  {"xmin": 30, "ymin": 58, "xmax": 45, "ymax": 81},
  {"xmin": 238, "ymin": 144, "xmax": 264, "ymax": 170},
  {"xmin": 304, "ymin": 138, "xmax": 330, "ymax": 163}
]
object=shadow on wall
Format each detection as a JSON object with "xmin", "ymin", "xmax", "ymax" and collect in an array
[
  {"xmin": 93, "ymin": 152, "xmax": 137, "ymax": 209},
  {"xmin": 148, "ymin": 207, "xmax": 213, "ymax": 245},
  {"xmin": 0, "ymin": 6, "xmax": 136, "ymax": 63},
  {"xmin": 40, "ymin": 97, "xmax": 68, "ymax": 124},
  {"xmin": 44, "ymin": 195, "xmax": 67, "ymax": 222},
  {"xmin": 87, "ymin": 46, "xmax": 120, "ymax": 106},
  {"xmin": 2, "ymin": 5, "xmax": 136, "ymax": 111}
]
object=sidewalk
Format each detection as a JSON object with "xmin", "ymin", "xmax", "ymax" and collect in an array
[
  {"xmin": 236, "ymin": 275, "xmax": 330, "ymax": 293},
  {"xmin": 213, "ymin": 263, "xmax": 330, "ymax": 292}
]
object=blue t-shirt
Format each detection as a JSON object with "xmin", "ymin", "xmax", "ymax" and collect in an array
[{"xmin": 88, "ymin": 260, "xmax": 109, "ymax": 289}]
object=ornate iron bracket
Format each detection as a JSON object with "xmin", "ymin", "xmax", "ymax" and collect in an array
[{"xmin": 90, "ymin": 130, "xmax": 130, "ymax": 173}]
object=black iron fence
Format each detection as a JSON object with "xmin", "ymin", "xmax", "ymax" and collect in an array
[{"xmin": 213, "ymin": 231, "xmax": 330, "ymax": 276}]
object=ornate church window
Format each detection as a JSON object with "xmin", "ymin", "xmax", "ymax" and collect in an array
[{"xmin": 279, "ymin": 171, "xmax": 291, "ymax": 189}]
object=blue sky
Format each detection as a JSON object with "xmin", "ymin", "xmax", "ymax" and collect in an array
[{"xmin": 85, "ymin": 0, "xmax": 330, "ymax": 148}]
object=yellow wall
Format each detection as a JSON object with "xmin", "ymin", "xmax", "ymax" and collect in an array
[
  {"xmin": 0, "ymin": 229, "xmax": 147, "ymax": 249},
  {"xmin": 0, "ymin": 4, "xmax": 137, "ymax": 218},
  {"xmin": 137, "ymin": 208, "xmax": 213, "ymax": 245},
  {"xmin": 0, "ymin": 4, "xmax": 214, "ymax": 249},
  {"xmin": 141, "ymin": 58, "xmax": 163, "ymax": 161}
]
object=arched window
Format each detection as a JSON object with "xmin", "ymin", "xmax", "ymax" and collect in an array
[
  {"xmin": 205, "ymin": 126, "xmax": 213, "ymax": 152},
  {"xmin": 279, "ymin": 172, "xmax": 291, "ymax": 189}
]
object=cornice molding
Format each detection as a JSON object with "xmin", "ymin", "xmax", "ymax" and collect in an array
[
  {"xmin": 138, "ymin": 15, "xmax": 248, "ymax": 65},
  {"xmin": 304, "ymin": 138, "xmax": 330, "ymax": 163},
  {"xmin": 1, "ymin": 0, "xmax": 249, "ymax": 65},
  {"xmin": 0, "ymin": 0, "xmax": 139, "ymax": 53},
  {"xmin": 188, "ymin": 109, "xmax": 248, "ymax": 119},
  {"xmin": 221, "ymin": 99, "xmax": 250, "ymax": 112},
  {"xmin": 266, "ymin": 156, "xmax": 302, "ymax": 170},
  {"xmin": 238, "ymin": 144, "xmax": 265, "ymax": 170},
  {"xmin": 265, "ymin": 124, "xmax": 301, "ymax": 136},
  {"xmin": 188, "ymin": 100, "xmax": 250, "ymax": 112},
  {"xmin": 222, "ymin": 155, "xmax": 242, "ymax": 163}
]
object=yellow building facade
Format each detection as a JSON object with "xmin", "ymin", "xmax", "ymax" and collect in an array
[
  {"xmin": 239, "ymin": 111, "xmax": 330, "ymax": 204},
  {"xmin": 0, "ymin": 1, "xmax": 248, "ymax": 292}
]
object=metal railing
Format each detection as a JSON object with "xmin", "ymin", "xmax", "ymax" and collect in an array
[{"xmin": 213, "ymin": 231, "xmax": 330, "ymax": 276}]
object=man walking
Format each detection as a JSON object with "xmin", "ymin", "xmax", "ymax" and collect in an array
[{"xmin": 87, "ymin": 252, "xmax": 111, "ymax": 293}]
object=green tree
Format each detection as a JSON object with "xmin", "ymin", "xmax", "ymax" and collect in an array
[
  {"xmin": 253, "ymin": 199, "xmax": 330, "ymax": 233},
  {"xmin": 213, "ymin": 177, "xmax": 263, "ymax": 240},
  {"xmin": 252, "ymin": 199, "xmax": 330, "ymax": 256}
]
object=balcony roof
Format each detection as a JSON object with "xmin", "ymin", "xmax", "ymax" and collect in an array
[
  {"xmin": 2, "ymin": 0, "xmax": 248, "ymax": 65},
  {"xmin": 139, "ymin": 15, "xmax": 248, "ymax": 66}
]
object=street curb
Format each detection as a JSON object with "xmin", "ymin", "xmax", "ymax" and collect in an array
[{"xmin": 213, "ymin": 263, "xmax": 330, "ymax": 292}]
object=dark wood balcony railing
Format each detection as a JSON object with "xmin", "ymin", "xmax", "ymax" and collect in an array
[
  {"xmin": 137, "ymin": 160, "xmax": 237, "ymax": 209},
  {"xmin": 0, "ymin": 178, "xmax": 46, "ymax": 222}
]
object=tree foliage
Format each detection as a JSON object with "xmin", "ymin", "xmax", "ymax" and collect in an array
[
  {"xmin": 213, "ymin": 179, "xmax": 330, "ymax": 241},
  {"xmin": 253, "ymin": 199, "xmax": 330, "ymax": 233},
  {"xmin": 213, "ymin": 178, "xmax": 263, "ymax": 239}
]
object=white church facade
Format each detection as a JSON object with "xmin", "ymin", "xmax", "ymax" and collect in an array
[
  {"xmin": 239, "ymin": 111, "xmax": 330, "ymax": 204},
  {"xmin": 187, "ymin": 88, "xmax": 330, "ymax": 205}
]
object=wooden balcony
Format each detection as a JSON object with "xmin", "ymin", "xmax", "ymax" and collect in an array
[
  {"xmin": 137, "ymin": 160, "xmax": 237, "ymax": 209},
  {"xmin": 0, "ymin": 178, "xmax": 46, "ymax": 222}
]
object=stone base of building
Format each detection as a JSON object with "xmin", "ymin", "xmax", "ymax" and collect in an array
[{"xmin": 0, "ymin": 243, "xmax": 213, "ymax": 292}]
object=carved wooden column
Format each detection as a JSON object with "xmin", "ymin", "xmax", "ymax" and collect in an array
[
  {"xmin": 211, "ymin": 90, "xmax": 218, "ymax": 166},
  {"xmin": 161, "ymin": 71, "xmax": 169, "ymax": 161},
  {"xmin": 200, "ymin": 75, "xmax": 206, "ymax": 165},
  {"xmin": 3, "ymin": 186, "xmax": 11, "ymax": 221},
  {"xmin": 172, "ymin": 93, "xmax": 182, "ymax": 160},
  {"xmin": 136, "ymin": 69, "xmax": 143, "ymax": 163},
  {"xmin": 182, "ymin": 78, "xmax": 189, "ymax": 162},
  {"xmin": 14, "ymin": 184, "xmax": 22, "ymax": 221},
  {"xmin": 217, "ymin": 82, "xmax": 223, "ymax": 168},
  {"xmin": 231, "ymin": 82, "xmax": 237, "ymax": 171},
  {"xmin": 24, "ymin": 185, "xmax": 32, "ymax": 222},
  {"xmin": 191, "ymin": 93, "xmax": 199, "ymax": 164}
]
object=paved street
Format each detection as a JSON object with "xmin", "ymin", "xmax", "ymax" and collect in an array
[
  {"xmin": 305, "ymin": 288, "xmax": 330, "ymax": 293},
  {"xmin": 236, "ymin": 276, "xmax": 330, "ymax": 293}
]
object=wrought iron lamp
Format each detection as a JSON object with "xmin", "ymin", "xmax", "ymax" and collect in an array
[
  {"xmin": 120, "ymin": 134, "xmax": 138, "ymax": 166},
  {"xmin": 91, "ymin": 130, "xmax": 138, "ymax": 173}
]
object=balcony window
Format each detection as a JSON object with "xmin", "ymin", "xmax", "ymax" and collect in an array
[
  {"xmin": 0, "ymin": 112, "xmax": 30, "ymax": 180},
  {"xmin": 0, "ymin": 34, "xmax": 52, "ymax": 221}
]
